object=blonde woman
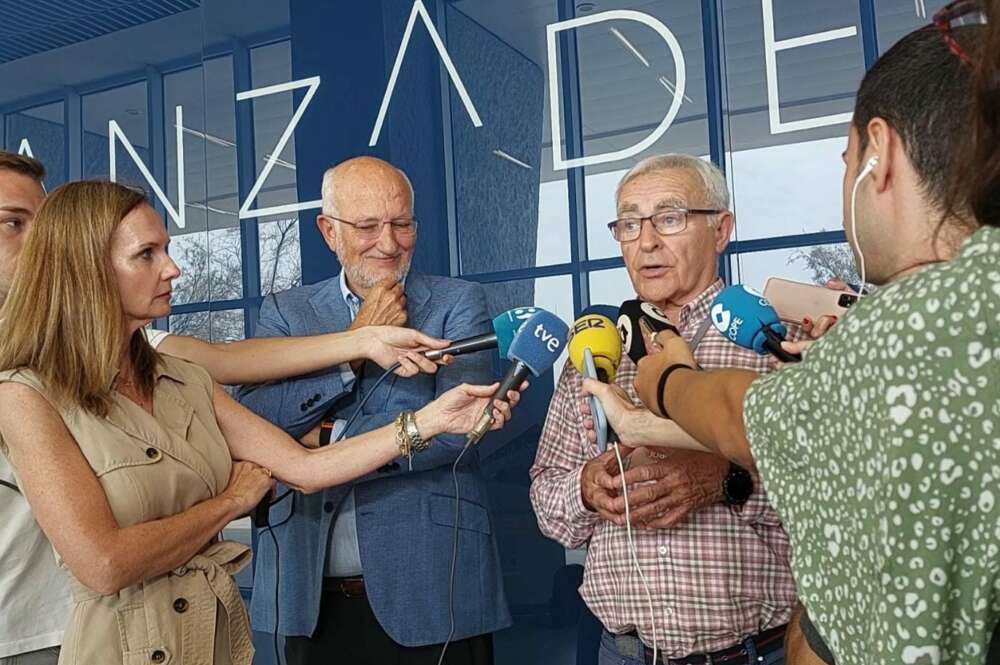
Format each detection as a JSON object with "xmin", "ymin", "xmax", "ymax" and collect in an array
[{"xmin": 0, "ymin": 180, "xmax": 521, "ymax": 665}]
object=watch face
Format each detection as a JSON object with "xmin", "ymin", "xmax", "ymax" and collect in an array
[{"xmin": 725, "ymin": 467, "xmax": 754, "ymax": 505}]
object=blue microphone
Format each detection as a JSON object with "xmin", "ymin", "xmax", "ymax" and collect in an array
[
  {"xmin": 466, "ymin": 309, "xmax": 569, "ymax": 444},
  {"xmin": 710, "ymin": 286, "xmax": 801, "ymax": 363},
  {"xmin": 424, "ymin": 306, "xmax": 539, "ymax": 360}
]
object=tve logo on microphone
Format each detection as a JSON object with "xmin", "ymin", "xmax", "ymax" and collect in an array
[{"xmin": 534, "ymin": 320, "xmax": 564, "ymax": 353}]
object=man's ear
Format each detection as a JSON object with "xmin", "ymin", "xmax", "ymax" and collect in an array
[
  {"xmin": 864, "ymin": 117, "xmax": 896, "ymax": 193},
  {"xmin": 714, "ymin": 211, "xmax": 735, "ymax": 254},
  {"xmin": 316, "ymin": 214, "xmax": 339, "ymax": 254}
]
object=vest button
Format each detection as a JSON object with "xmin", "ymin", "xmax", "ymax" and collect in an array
[
  {"xmin": 145, "ymin": 447, "xmax": 159, "ymax": 459},
  {"xmin": 173, "ymin": 597, "xmax": 188, "ymax": 613},
  {"xmin": 151, "ymin": 650, "xmax": 166, "ymax": 663},
  {"xmin": 323, "ymin": 501, "xmax": 334, "ymax": 513}
]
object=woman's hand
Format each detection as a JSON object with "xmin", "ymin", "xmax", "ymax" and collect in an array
[
  {"xmin": 416, "ymin": 382, "xmax": 527, "ymax": 437},
  {"xmin": 364, "ymin": 326, "xmax": 454, "ymax": 377},
  {"xmin": 634, "ymin": 329, "xmax": 697, "ymax": 416},
  {"xmin": 220, "ymin": 461, "xmax": 275, "ymax": 518},
  {"xmin": 580, "ymin": 379, "xmax": 640, "ymax": 444}
]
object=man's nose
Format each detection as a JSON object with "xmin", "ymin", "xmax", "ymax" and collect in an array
[
  {"xmin": 638, "ymin": 217, "xmax": 662, "ymax": 251},
  {"xmin": 373, "ymin": 222, "xmax": 400, "ymax": 254}
]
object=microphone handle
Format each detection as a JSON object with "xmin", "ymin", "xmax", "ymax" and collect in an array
[
  {"xmin": 762, "ymin": 326, "xmax": 802, "ymax": 363},
  {"xmin": 466, "ymin": 360, "xmax": 530, "ymax": 445},
  {"xmin": 424, "ymin": 333, "xmax": 497, "ymax": 360}
]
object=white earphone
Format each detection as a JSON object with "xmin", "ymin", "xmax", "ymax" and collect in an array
[
  {"xmin": 850, "ymin": 154, "xmax": 879, "ymax": 294},
  {"xmin": 856, "ymin": 155, "xmax": 879, "ymax": 184}
]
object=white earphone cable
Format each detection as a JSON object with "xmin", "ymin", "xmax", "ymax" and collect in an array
[{"xmin": 612, "ymin": 441, "xmax": 660, "ymax": 664}]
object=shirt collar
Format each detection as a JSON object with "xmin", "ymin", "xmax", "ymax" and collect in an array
[
  {"xmin": 676, "ymin": 278, "xmax": 724, "ymax": 329},
  {"xmin": 339, "ymin": 269, "xmax": 363, "ymax": 311},
  {"xmin": 338, "ymin": 270, "xmax": 408, "ymax": 311}
]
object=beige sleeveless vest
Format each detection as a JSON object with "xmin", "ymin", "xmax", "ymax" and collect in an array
[{"xmin": 0, "ymin": 356, "xmax": 253, "ymax": 665}]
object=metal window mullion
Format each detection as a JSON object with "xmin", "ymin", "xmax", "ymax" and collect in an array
[
  {"xmin": 233, "ymin": 39, "xmax": 262, "ymax": 338},
  {"xmin": 558, "ymin": 0, "xmax": 588, "ymax": 315},
  {"xmin": 858, "ymin": 0, "xmax": 880, "ymax": 68}
]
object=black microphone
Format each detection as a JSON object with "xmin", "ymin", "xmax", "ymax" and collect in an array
[
  {"xmin": 617, "ymin": 299, "xmax": 678, "ymax": 363},
  {"xmin": 423, "ymin": 307, "xmax": 540, "ymax": 361}
]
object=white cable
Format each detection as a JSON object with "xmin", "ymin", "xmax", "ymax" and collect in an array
[
  {"xmin": 612, "ymin": 441, "xmax": 660, "ymax": 664},
  {"xmin": 850, "ymin": 159, "xmax": 876, "ymax": 297}
]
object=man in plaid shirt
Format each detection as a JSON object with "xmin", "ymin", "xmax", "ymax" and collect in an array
[{"xmin": 529, "ymin": 154, "xmax": 797, "ymax": 664}]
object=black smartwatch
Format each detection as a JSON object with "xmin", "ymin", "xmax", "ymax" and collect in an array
[{"xmin": 722, "ymin": 464, "xmax": 753, "ymax": 507}]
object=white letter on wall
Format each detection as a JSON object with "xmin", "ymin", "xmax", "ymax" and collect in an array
[
  {"xmin": 369, "ymin": 0, "xmax": 482, "ymax": 147},
  {"xmin": 546, "ymin": 10, "xmax": 686, "ymax": 170},
  {"xmin": 110, "ymin": 105, "xmax": 186, "ymax": 229},
  {"xmin": 17, "ymin": 138, "xmax": 34, "ymax": 158},
  {"xmin": 236, "ymin": 76, "xmax": 321, "ymax": 219},
  {"xmin": 762, "ymin": 0, "xmax": 857, "ymax": 134}
]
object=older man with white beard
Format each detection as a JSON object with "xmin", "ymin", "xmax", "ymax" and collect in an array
[{"xmin": 237, "ymin": 156, "xmax": 509, "ymax": 665}]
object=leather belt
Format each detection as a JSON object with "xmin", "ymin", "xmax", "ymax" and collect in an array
[
  {"xmin": 325, "ymin": 576, "xmax": 366, "ymax": 598},
  {"xmin": 631, "ymin": 623, "xmax": 787, "ymax": 665}
]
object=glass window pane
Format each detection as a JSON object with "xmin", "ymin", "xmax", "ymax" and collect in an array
[
  {"xmin": 83, "ymin": 82, "xmax": 149, "ymax": 186},
  {"xmin": 722, "ymin": 0, "xmax": 865, "ymax": 241},
  {"xmin": 728, "ymin": 136, "xmax": 847, "ymax": 240},
  {"xmin": 577, "ymin": 2, "xmax": 710, "ymax": 260},
  {"xmin": 877, "ymin": 0, "xmax": 945, "ymax": 53},
  {"xmin": 5, "ymin": 102, "xmax": 67, "ymax": 189},
  {"xmin": 588, "ymin": 267, "xmax": 634, "ymax": 310},
  {"xmin": 249, "ymin": 41, "xmax": 299, "ymax": 216},
  {"xmin": 446, "ymin": 2, "xmax": 571, "ymax": 274},
  {"xmin": 165, "ymin": 65, "xmax": 246, "ymax": 306},
  {"xmin": 169, "ymin": 308, "xmax": 245, "ymax": 343},
  {"xmin": 259, "ymin": 218, "xmax": 302, "ymax": 295},
  {"xmin": 730, "ymin": 242, "xmax": 860, "ymax": 293}
]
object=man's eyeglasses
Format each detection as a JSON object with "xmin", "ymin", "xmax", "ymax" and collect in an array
[
  {"xmin": 934, "ymin": 0, "xmax": 988, "ymax": 66},
  {"xmin": 322, "ymin": 215, "xmax": 418, "ymax": 239},
  {"xmin": 607, "ymin": 208, "xmax": 722, "ymax": 242}
]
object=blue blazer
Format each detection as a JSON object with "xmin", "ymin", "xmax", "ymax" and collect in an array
[{"xmin": 236, "ymin": 272, "xmax": 512, "ymax": 646}]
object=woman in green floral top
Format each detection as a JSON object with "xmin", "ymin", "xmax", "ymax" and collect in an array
[{"xmin": 620, "ymin": 9, "xmax": 1000, "ymax": 665}]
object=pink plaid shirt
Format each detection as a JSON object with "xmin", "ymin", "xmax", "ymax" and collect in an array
[{"xmin": 529, "ymin": 280, "xmax": 797, "ymax": 656}]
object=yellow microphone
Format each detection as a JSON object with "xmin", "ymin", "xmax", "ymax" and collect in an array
[{"xmin": 568, "ymin": 314, "xmax": 622, "ymax": 383}]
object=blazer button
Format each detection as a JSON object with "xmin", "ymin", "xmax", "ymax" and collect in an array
[
  {"xmin": 173, "ymin": 597, "xmax": 188, "ymax": 613},
  {"xmin": 300, "ymin": 404, "xmax": 307, "ymax": 412},
  {"xmin": 313, "ymin": 393, "xmax": 321, "ymax": 401},
  {"xmin": 323, "ymin": 501, "xmax": 334, "ymax": 513},
  {"xmin": 150, "ymin": 650, "xmax": 166, "ymax": 663},
  {"xmin": 145, "ymin": 447, "xmax": 159, "ymax": 459}
]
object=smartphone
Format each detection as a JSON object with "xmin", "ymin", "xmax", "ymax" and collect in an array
[{"xmin": 763, "ymin": 277, "xmax": 858, "ymax": 324}]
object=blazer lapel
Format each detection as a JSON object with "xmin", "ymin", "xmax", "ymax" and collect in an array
[
  {"xmin": 366, "ymin": 272, "xmax": 433, "ymax": 414},
  {"xmin": 307, "ymin": 275, "xmax": 353, "ymax": 335}
]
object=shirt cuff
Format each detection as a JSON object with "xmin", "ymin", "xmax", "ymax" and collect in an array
[{"xmin": 569, "ymin": 463, "xmax": 599, "ymax": 520}]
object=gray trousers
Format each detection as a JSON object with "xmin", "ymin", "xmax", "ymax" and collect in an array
[{"xmin": 0, "ymin": 647, "xmax": 60, "ymax": 665}]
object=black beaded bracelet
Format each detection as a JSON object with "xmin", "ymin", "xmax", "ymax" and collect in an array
[{"xmin": 655, "ymin": 363, "xmax": 695, "ymax": 419}]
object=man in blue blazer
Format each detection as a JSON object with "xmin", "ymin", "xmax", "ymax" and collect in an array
[{"xmin": 237, "ymin": 156, "xmax": 510, "ymax": 665}]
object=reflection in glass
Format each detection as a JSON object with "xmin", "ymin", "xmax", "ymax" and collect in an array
[
  {"xmin": 82, "ymin": 82, "xmax": 149, "ymax": 188},
  {"xmin": 5, "ymin": 102, "xmax": 67, "ymax": 188},
  {"xmin": 730, "ymin": 242, "xmax": 859, "ymax": 293},
  {"xmin": 578, "ymin": 2, "xmax": 710, "ymax": 261},
  {"xmin": 170, "ymin": 308, "xmax": 245, "ymax": 343},
  {"xmin": 447, "ymin": 2, "xmax": 569, "ymax": 274},
  {"xmin": 259, "ymin": 218, "xmax": 302, "ymax": 295}
]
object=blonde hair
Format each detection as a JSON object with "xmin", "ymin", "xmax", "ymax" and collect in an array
[{"xmin": 0, "ymin": 180, "xmax": 158, "ymax": 416}]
